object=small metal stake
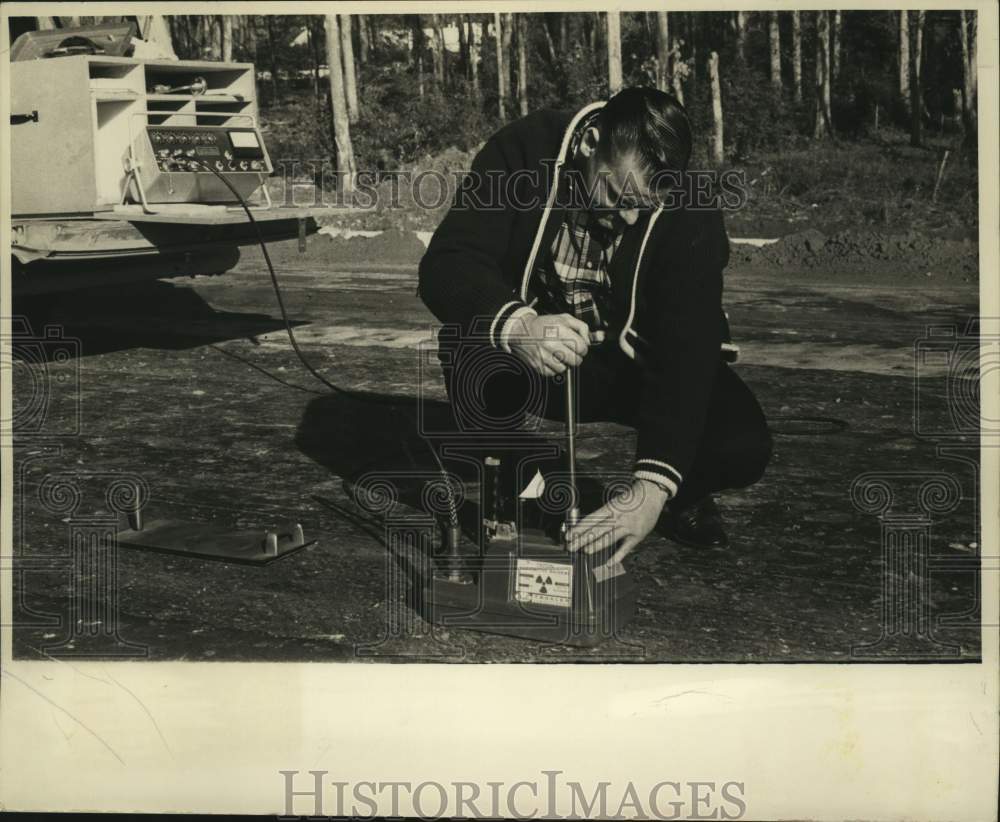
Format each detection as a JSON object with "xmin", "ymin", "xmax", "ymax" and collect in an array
[
  {"xmin": 565, "ymin": 365, "xmax": 580, "ymax": 529},
  {"xmin": 127, "ymin": 483, "xmax": 143, "ymax": 532}
]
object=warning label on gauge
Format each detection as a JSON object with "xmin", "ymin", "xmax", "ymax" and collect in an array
[{"xmin": 515, "ymin": 560, "xmax": 572, "ymax": 608}]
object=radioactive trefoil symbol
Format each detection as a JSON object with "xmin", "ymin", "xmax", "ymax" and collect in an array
[{"xmin": 535, "ymin": 574, "xmax": 554, "ymax": 594}]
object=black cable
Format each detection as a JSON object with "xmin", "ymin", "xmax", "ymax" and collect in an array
[{"xmin": 189, "ymin": 159, "xmax": 458, "ymax": 523}]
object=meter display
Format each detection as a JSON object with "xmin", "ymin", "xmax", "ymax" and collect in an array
[
  {"xmin": 229, "ymin": 131, "xmax": 260, "ymax": 149},
  {"xmin": 145, "ymin": 126, "xmax": 268, "ymax": 173}
]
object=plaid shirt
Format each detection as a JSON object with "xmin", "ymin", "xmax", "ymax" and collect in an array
[{"xmin": 533, "ymin": 207, "xmax": 624, "ymax": 333}]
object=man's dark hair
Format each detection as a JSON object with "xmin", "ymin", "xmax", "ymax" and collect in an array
[{"xmin": 596, "ymin": 87, "xmax": 692, "ymax": 174}]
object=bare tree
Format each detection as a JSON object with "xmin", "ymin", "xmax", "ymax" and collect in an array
[
  {"xmin": 671, "ymin": 38, "xmax": 685, "ymax": 105},
  {"xmin": 735, "ymin": 11, "xmax": 747, "ymax": 64},
  {"xmin": 708, "ymin": 51, "xmax": 724, "ymax": 164},
  {"xmin": 207, "ymin": 16, "xmax": 222, "ymax": 59},
  {"xmin": 655, "ymin": 12, "xmax": 670, "ymax": 92},
  {"xmin": 832, "ymin": 11, "xmax": 842, "ymax": 80},
  {"xmin": 143, "ymin": 14, "xmax": 177, "ymax": 59},
  {"xmin": 265, "ymin": 16, "xmax": 280, "ymax": 100},
  {"xmin": 898, "ymin": 11, "xmax": 910, "ymax": 113},
  {"xmin": 813, "ymin": 11, "xmax": 831, "ymax": 139},
  {"xmin": 607, "ymin": 10, "xmax": 623, "ymax": 94},
  {"xmin": 409, "ymin": 16, "xmax": 426, "ymax": 97},
  {"xmin": 222, "ymin": 15, "xmax": 233, "ymax": 62},
  {"xmin": 688, "ymin": 13, "xmax": 698, "ymax": 91},
  {"xmin": 340, "ymin": 15, "xmax": 360, "ymax": 123},
  {"xmin": 458, "ymin": 13, "xmax": 469, "ymax": 74},
  {"xmin": 368, "ymin": 17, "xmax": 379, "ymax": 60},
  {"xmin": 324, "ymin": 14, "xmax": 356, "ymax": 191},
  {"xmin": 503, "ymin": 14, "xmax": 514, "ymax": 108},
  {"xmin": 307, "ymin": 17, "xmax": 320, "ymax": 98},
  {"xmin": 909, "ymin": 10, "xmax": 925, "ymax": 147},
  {"xmin": 540, "ymin": 15, "xmax": 558, "ymax": 66},
  {"xmin": 431, "ymin": 14, "xmax": 446, "ymax": 88},
  {"xmin": 357, "ymin": 14, "xmax": 369, "ymax": 64},
  {"xmin": 768, "ymin": 12, "xmax": 782, "ymax": 94},
  {"xmin": 243, "ymin": 15, "xmax": 256, "ymax": 57},
  {"xmin": 468, "ymin": 16, "xmax": 481, "ymax": 99},
  {"xmin": 791, "ymin": 11, "xmax": 802, "ymax": 103},
  {"xmin": 959, "ymin": 11, "xmax": 977, "ymax": 135},
  {"xmin": 495, "ymin": 13, "xmax": 508, "ymax": 118},
  {"xmin": 516, "ymin": 15, "xmax": 529, "ymax": 116}
]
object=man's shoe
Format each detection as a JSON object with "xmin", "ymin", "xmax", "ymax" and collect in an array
[{"xmin": 661, "ymin": 496, "xmax": 729, "ymax": 549}]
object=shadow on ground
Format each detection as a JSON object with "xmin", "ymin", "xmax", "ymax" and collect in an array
[{"xmin": 12, "ymin": 280, "xmax": 298, "ymax": 359}]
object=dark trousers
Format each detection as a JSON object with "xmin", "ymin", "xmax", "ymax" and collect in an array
[{"xmin": 440, "ymin": 339, "xmax": 772, "ymax": 507}]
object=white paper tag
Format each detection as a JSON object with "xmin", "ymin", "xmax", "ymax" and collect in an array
[
  {"xmin": 518, "ymin": 468, "xmax": 546, "ymax": 500},
  {"xmin": 514, "ymin": 559, "xmax": 572, "ymax": 607}
]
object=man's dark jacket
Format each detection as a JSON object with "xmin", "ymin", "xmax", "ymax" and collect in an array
[{"xmin": 418, "ymin": 103, "xmax": 731, "ymax": 496}]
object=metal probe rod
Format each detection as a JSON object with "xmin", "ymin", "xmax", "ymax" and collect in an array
[{"xmin": 565, "ymin": 365, "xmax": 580, "ymax": 528}]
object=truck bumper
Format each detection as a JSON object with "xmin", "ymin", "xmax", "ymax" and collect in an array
[{"xmin": 12, "ymin": 209, "xmax": 319, "ymax": 294}]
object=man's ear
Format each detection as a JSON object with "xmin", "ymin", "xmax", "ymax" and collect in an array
[{"xmin": 579, "ymin": 126, "xmax": 601, "ymax": 158}]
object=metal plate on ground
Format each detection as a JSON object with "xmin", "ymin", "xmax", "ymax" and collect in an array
[{"xmin": 117, "ymin": 518, "xmax": 315, "ymax": 565}]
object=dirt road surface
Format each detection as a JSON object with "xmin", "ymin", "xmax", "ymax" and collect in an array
[{"xmin": 11, "ymin": 243, "xmax": 982, "ymax": 662}]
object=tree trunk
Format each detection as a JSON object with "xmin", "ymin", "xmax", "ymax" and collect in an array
[
  {"xmin": 222, "ymin": 15, "xmax": 233, "ymax": 62},
  {"xmin": 769, "ymin": 11, "xmax": 782, "ymax": 94},
  {"xmin": 832, "ymin": 11, "xmax": 842, "ymax": 80},
  {"xmin": 688, "ymin": 13, "xmax": 698, "ymax": 92},
  {"xmin": 431, "ymin": 14, "xmax": 446, "ymax": 88},
  {"xmin": 708, "ymin": 51, "xmax": 724, "ymax": 164},
  {"xmin": 541, "ymin": 15, "xmax": 558, "ymax": 65},
  {"xmin": 791, "ymin": 11, "xmax": 802, "ymax": 103},
  {"xmin": 735, "ymin": 11, "xmax": 747, "ymax": 64},
  {"xmin": 517, "ymin": 14, "xmax": 529, "ymax": 116},
  {"xmin": 324, "ymin": 14, "xmax": 356, "ymax": 192},
  {"xmin": 144, "ymin": 15, "xmax": 177, "ymax": 59},
  {"xmin": 340, "ymin": 15, "xmax": 360, "ymax": 123},
  {"xmin": 607, "ymin": 11, "xmax": 623, "ymax": 94},
  {"xmin": 671, "ymin": 37, "xmax": 685, "ymax": 105},
  {"xmin": 244, "ymin": 14, "xmax": 256, "ymax": 55},
  {"xmin": 458, "ymin": 13, "xmax": 469, "ymax": 76},
  {"xmin": 823, "ymin": 13, "xmax": 833, "ymax": 129},
  {"xmin": 266, "ymin": 16, "xmax": 280, "ymax": 101},
  {"xmin": 368, "ymin": 17, "xmax": 379, "ymax": 59},
  {"xmin": 559, "ymin": 13, "xmax": 568, "ymax": 54},
  {"xmin": 231, "ymin": 16, "xmax": 241, "ymax": 55},
  {"xmin": 959, "ymin": 11, "xmax": 977, "ymax": 134},
  {"xmin": 357, "ymin": 14, "xmax": 368, "ymax": 64},
  {"xmin": 969, "ymin": 13, "xmax": 977, "ymax": 105},
  {"xmin": 899, "ymin": 10, "xmax": 910, "ymax": 113},
  {"xmin": 655, "ymin": 12, "xmax": 670, "ymax": 92},
  {"xmin": 210, "ymin": 16, "xmax": 223, "ymax": 59},
  {"xmin": 495, "ymin": 13, "xmax": 508, "ymax": 118},
  {"xmin": 909, "ymin": 11, "xmax": 924, "ymax": 147},
  {"xmin": 410, "ymin": 16, "xmax": 425, "ymax": 97},
  {"xmin": 468, "ymin": 16, "xmax": 481, "ymax": 99},
  {"xmin": 502, "ymin": 14, "xmax": 514, "ymax": 110},
  {"xmin": 308, "ymin": 17, "xmax": 320, "ymax": 98},
  {"xmin": 813, "ymin": 11, "xmax": 830, "ymax": 139}
]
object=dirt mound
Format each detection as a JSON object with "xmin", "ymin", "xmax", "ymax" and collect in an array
[
  {"xmin": 242, "ymin": 227, "xmax": 426, "ymax": 269},
  {"xmin": 730, "ymin": 228, "xmax": 979, "ymax": 282}
]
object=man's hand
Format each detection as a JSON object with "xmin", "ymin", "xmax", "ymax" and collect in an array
[
  {"xmin": 508, "ymin": 313, "xmax": 602, "ymax": 377},
  {"xmin": 566, "ymin": 479, "xmax": 670, "ymax": 567}
]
